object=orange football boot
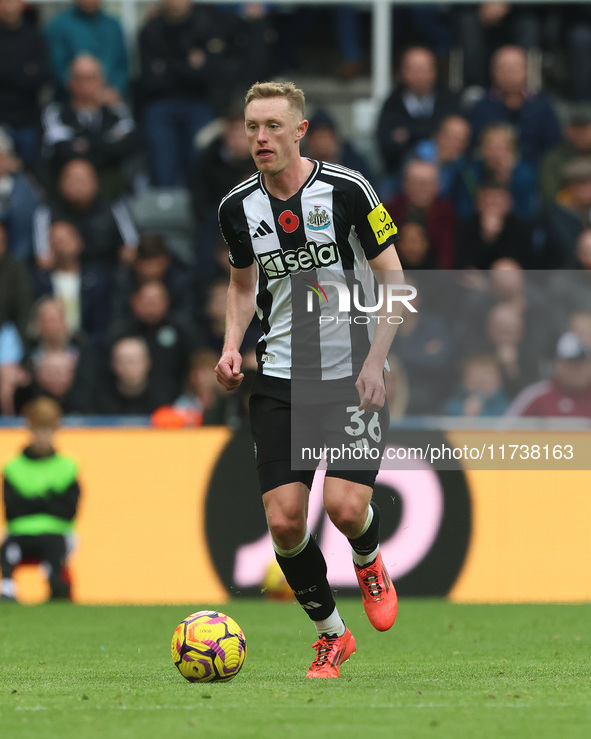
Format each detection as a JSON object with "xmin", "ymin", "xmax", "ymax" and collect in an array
[
  {"xmin": 354, "ymin": 551, "xmax": 397, "ymax": 631},
  {"xmin": 306, "ymin": 627, "xmax": 356, "ymax": 678}
]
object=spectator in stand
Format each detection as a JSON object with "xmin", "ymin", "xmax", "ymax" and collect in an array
[
  {"xmin": 385, "ymin": 159, "xmax": 456, "ymax": 269},
  {"xmin": 0, "ymin": 221, "xmax": 31, "ymax": 414},
  {"xmin": 569, "ymin": 311, "xmax": 591, "ymax": 350},
  {"xmin": 564, "ymin": 6, "xmax": 591, "ymax": 103},
  {"xmin": 302, "ymin": 108, "xmax": 375, "ymax": 184},
  {"xmin": 33, "ymin": 158, "xmax": 138, "ymax": 272},
  {"xmin": 14, "ymin": 348, "xmax": 92, "ymax": 414},
  {"xmin": 138, "ymin": 0, "xmax": 240, "ymax": 187},
  {"xmin": 506, "ymin": 331, "xmax": 591, "ymax": 418},
  {"xmin": 570, "ymin": 229, "xmax": 591, "ymax": 272},
  {"xmin": 482, "ymin": 301, "xmax": 541, "ymax": 398},
  {"xmin": 392, "ymin": 5, "xmax": 454, "ymax": 64},
  {"xmin": 548, "ymin": 231, "xmax": 591, "ymax": 332},
  {"xmin": 457, "ymin": 258, "xmax": 550, "ymax": 359},
  {"xmin": 0, "ymin": 222, "xmax": 32, "ymax": 342},
  {"xmin": 195, "ymin": 275, "xmax": 230, "ymax": 355},
  {"xmin": 395, "ymin": 220, "xmax": 439, "ymax": 270},
  {"xmin": 111, "ymin": 233, "xmax": 193, "ymax": 325},
  {"xmin": 217, "ymin": 3, "xmax": 276, "ymax": 86},
  {"xmin": 444, "ymin": 354, "xmax": 509, "ymax": 417},
  {"xmin": 195, "ymin": 275, "xmax": 259, "ymax": 356},
  {"xmin": 392, "ymin": 276, "xmax": 454, "ymax": 415},
  {"xmin": 202, "ymin": 232, "xmax": 235, "ymax": 292},
  {"xmin": 456, "ymin": 184, "xmax": 535, "ymax": 269},
  {"xmin": 537, "ymin": 156, "xmax": 591, "ymax": 268},
  {"xmin": 32, "ymin": 221, "xmax": 112, "ymax": 346},
  {"xmin": 0, "ymin": 322, "xmax": 25, "ymax": 416},
  {"xmin": 412, "ymin": 115, "xmax": 471, "ymax": 199},
  {"xmin": 14, "ymin": 297, "xmax": 95, "ymax": 414},
  {"xmin": 174, "ymin": 347, "xmax": 221, "ymax": 419},
  {"xmin": 455, "ymin": 2, "xmax": 541, "ymax": 91},
  {"xmin": 1, "ymin": 397, "xmax": 80, "ymax": 602},
  {"xmin": 0, "ymin": 0, "xmax": 52, "ymax": 169},
  {"xmin": 271, "ymin": 5, "xmax": 363, "ymax": 80},
  {"xmin": 332, "ymin": 6, "xmax": 362, "ymax": 80},
  {"xmin": 539, "ymin": 106, "xmax": 591, "ymax": 205},
  {"xmin": 453, "ymin": 123, "xmax": 538, "ymax": 220},
  {"xmin": 44, "ymin": 0, "xmax": 128, "ymax": 98},
  {"xmin": 41, "ymin": 54, "xmax": 138, "ymax": 199},
  {"xmin": 469, "ymin": 45, "xmax": 561, "ymax": 167},
  {"xmin": 106, "ymin": 280, "xmax": 198, "ymax": 406},
  {"xmin": 376, "ymin": 45, "xmax": 460, "ymax": 191},
  {"xmin": 0, "ymin": 129, "xmax": 41, "ymax": 262},
  {"xmin": 190, "ymin": 106, "xmax": 253, "ymax": 293},
  {"xmin": 95, "ymin": 336, "xmax": 159, "ymax": 415},
  {"xmin": 191, "ymin": 107, "xmax": 253, "ymax": 224}
]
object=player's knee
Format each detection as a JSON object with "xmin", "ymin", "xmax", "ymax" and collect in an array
[
  {"xmin": 265, "ymin": 501, "xmax": 307, "ymax": 547},
  {"xmin": 267, "ymin": 513, "xmax": 307, "ymax": 548},
  {"xmin": 263, "ymin": 486, "xmax": 308, "ymax": 546},
  {"xmin": 325, "ymin": 495, "xmax": 368, "ymax": 536}
]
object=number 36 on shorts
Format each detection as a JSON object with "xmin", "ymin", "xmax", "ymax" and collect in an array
[{"xmin": 344, "ymin": 407, "xmax": 382, "ymax": 443}]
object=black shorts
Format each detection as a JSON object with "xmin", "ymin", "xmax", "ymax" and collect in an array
[{"xmin": 249, "ymin": 376, "xmax": 389, "ymax": 495}]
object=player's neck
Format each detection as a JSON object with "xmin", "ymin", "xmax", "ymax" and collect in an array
[{"xmin": 263, "ymin": 157, "xmax": 315, "ymax": 201}]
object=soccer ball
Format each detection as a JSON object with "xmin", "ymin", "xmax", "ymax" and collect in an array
[{"xmin": 171, "ymin": 610, "xmax": 246, "ymax": 683}]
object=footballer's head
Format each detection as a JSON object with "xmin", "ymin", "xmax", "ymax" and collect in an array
[
  {"xmin": 244, "ymin": 82, "xmax": 308, "ymax": 174},
  {"xmin": 245, "ymin": 81, "xmax": 305, "ymax": 122}
]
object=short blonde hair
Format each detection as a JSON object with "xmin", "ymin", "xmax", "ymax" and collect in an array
[
  {"xmin": 22, "ymin": 396, "xmax": 63, "ymax": 429},
  {"xmin": 245, "ymin": 81, "xmax": 305, "ymax": 120}
]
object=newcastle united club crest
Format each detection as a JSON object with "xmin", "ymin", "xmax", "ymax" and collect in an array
[{"xmin": 307, "ymin": 206, "xmax": 331, "ymax": 231}]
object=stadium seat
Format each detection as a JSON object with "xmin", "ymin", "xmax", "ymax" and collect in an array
[{"xmin": 127, "ymin": 188, "xmax": 198, "ymax": 265}]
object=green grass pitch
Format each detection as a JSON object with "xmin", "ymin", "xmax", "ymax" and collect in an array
[{"xmin": 1, "ymin": 599, "xmax": 589, "ymax": 739}]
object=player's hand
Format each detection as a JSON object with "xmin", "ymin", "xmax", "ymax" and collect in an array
[
  {"xmin": 215, "ymin": 349, "xmax": 244, "ymax": 391},
  {"xmin": 355, "ymin": 363, "xmax": 386, "ymax": 412}
]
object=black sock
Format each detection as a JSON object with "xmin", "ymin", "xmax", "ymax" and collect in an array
[
  {"xmin": 348, "ymin": 500, "xmax": 380, "ymax": 556},
  {"xmin": 275, "ymin": 535, "xmax": 336, "ymax": 622}
]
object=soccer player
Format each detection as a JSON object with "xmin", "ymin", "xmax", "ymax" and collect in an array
[{"xmin": 216, "ymin": 82, "xmax": 402, "ymax": 678}]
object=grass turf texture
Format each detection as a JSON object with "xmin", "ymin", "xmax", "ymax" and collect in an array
[{"xmin": 0, "ymin": 600, "xmax": 589, "ymax": 739}]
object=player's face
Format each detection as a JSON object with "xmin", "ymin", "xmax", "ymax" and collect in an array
[{"xmin": 244, "ymin": 97, "xmax": 306, "ymax": 177}]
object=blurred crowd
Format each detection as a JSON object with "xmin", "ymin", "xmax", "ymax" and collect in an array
[{"xmin": 2, "ymin": 0, "xmax": 591, "ymax": 422}]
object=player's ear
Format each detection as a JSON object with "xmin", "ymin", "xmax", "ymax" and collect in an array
[{"xmin": 295, "ymin": 119, "xmax": 309, "ymax": 142}]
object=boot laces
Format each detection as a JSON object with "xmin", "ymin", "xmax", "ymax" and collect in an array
[
  {"xmin": 310, "ymin": 636, "xmax": 335, "ymax": 668},
  {"xmin": 361, "ymin": 563, "xmax": 383, "ymax": 599}
]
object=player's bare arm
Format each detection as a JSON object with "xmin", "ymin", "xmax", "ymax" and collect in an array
[
  {"xmin": 356, "ymin": 244, "xmax": 404, "ymax": 412},
  {"xmin": 215, "ymin": 264, "xmax": 257, "ymax": 391}
]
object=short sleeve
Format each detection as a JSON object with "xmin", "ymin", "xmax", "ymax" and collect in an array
[
  {"xmin": 218, "ymin": 199, "xmax": 254, "ymax": 269},
  {"xmin": 350, "ymin": 178, "xmax": 398, "ymax": 260}
]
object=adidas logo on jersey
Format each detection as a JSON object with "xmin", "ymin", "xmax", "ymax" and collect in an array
[
  {"xmin": 255, "ymin": 241, "xmax": 339, "ymax": 279},
  {"xmin": 252, "ymin": 220, "xmax": 274, "ymax": 238}
]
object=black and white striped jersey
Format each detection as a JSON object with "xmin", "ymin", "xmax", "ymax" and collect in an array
[{"xmin": 218, "ymin": 160, "xmax": 398, "ymax": 381}]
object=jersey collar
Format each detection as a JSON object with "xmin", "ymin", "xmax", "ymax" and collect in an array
[{"xmin": 258, "ymin": 159, "xmax": 320, "ymax": 200}]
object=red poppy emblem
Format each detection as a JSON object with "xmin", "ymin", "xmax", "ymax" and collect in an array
[{"xmin": 278, "ymin": 210, "xmax": 300, "ymax": 233}]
